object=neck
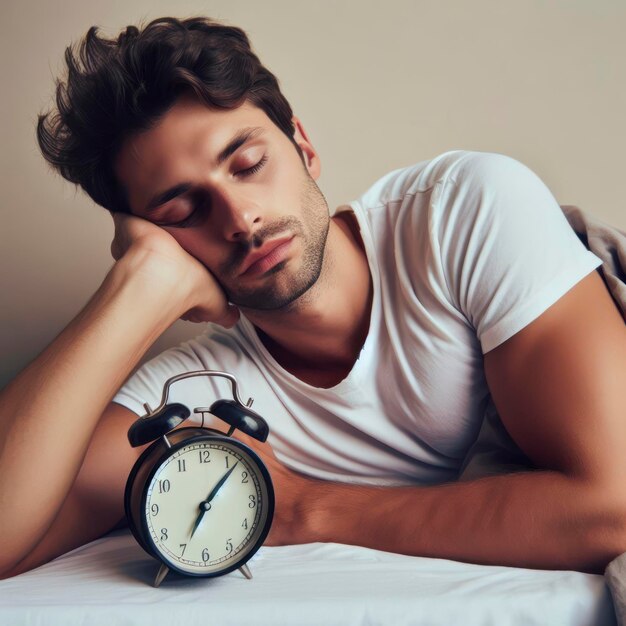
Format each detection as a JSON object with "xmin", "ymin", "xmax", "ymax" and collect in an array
[{"xmin": 239, "ymin": 211, "xmax": 373, "ymax": 372}]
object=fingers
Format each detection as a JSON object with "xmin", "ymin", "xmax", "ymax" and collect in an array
[
  {"xmin": 108, "ymin": 211, "xmax": 118, "ymax": 260},
  {"xmin": 109, "ymin": 212, "xmax": 152, "ymax": 261},
  {"xmin": 107, "ymin": 209, "xmax": 241, "ymax": 329},
  {"xmin": 109, "ymin": 211, "xmax": 130, "ymax": 261}
]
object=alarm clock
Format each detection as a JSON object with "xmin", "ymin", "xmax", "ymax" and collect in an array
[{"xmin": 124, "ymin": 369, "xmax": 275, "ymax": 587}]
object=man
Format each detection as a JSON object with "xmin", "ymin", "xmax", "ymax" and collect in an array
[{"xmin": 1, "ymin": 15, "xmax": 625, "ymax": 580}]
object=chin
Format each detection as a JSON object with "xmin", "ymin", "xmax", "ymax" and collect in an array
[{"xmin": 229, "ymin": 261, "xmax": 323, "ymax": 312}]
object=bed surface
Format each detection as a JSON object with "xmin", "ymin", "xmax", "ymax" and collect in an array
[{"xmin": 0, "ymin": 528, "xmax": 615, "ymax": 625}]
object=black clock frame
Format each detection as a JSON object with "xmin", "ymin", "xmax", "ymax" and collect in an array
[{"xmin": 124, "ymin": 427, "xmax": 275, "ymax": 579}]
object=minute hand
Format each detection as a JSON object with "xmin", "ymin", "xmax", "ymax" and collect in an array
[
  {"xmin": 205, "ymin": 461, "xmax": 239, "ymax": 505},
  {"xmin": 189, "ymin": 462, "xmax": 239, "ymax": 539}
]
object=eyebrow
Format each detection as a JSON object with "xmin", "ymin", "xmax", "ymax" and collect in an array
[{"xmin": 144, "ymin": 126, "xmax": 266, "ymax": 213}]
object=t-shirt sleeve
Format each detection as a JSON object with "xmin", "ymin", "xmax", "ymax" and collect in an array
[
  {"xmin": 112, "ymin": 330, "xmax": 248, "ymax": 418},
  {"xmin": 433, "ymin": 151, "xmax": 603, "ymax": 355}
]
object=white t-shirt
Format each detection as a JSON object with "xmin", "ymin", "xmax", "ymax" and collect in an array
[{"xmin": 113, "ymin": 149, "xmax": 603, "ymax": 486}]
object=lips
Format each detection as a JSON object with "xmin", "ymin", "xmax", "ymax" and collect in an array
[{"xmin": 240, "ymin": 235, "xmax": 295, "ymax": 276}]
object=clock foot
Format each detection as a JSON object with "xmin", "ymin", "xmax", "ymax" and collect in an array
[
  {"xmin": 239, "ymin": 563, "xmax": 253, "ymax": 579},
  {"xmin": 153, "ymin": 563, "xmax": 170, "ymax": 587}
]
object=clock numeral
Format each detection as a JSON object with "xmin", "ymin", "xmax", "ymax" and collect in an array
[
  {"xmin": 225, "ymin": 456, "xmax": 229, "ymax": 468},
  {"xmin": 160, "ymin": 528, "xmax": 168, "ymax": 541},
  {"xmin": 177, "ymin": 459, "xmax": 187, "ymax": 472},
  {"xmin": 151, "ymin": 504, "xmax": 159, "ymax": 517},
  {"xmin": 158, "ymin": 479, "xmax": 170, "ymax": 494},
  {"xmin": 225, "ymin": 538, "xmax": 233, "ymax": 554},
  {"xmin": 241, "ymin": 470, "xmax": 249, "ymax": 483},
  {"xmin": 199, "ymin": 449, "xmax": 211, "ymax": 463},
  {"xmin": 248, "ymin": 494, "xmax": 256, "ymax": 508},
  {"xmin": 179, "ymin": 543, "xmax": 187, "ymax": 556},
  {"xmin": 202, "ymin": 548, "xmax": 210, "ymax": 563},
  {"xmin": 242, "ymin": 518, "xmax": 248, "ymax": 530}
]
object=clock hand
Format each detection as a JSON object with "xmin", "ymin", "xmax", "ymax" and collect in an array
[
  {"xmin": 189, "ymin": 462, "xmax": 239, "ymax": 540},
  {"xmin": 189, "ymin": 504, "xmax": 209, "ymax": 540},
  {"xmin": 204, "ymin": 461, "xmax": 239, "ymax": 505}
]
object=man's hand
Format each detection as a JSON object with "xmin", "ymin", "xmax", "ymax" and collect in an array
[
  {"xmin": 230, "ymin": 429, "xmax": 320, "ymax": 547},
  {"xmin": 109, "ymin": 211, "xmax": 240, "ymax": 328}
]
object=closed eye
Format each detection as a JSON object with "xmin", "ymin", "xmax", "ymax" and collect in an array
[
  {"xmin": 153, "ymin": 194, "xmax": 207, "ymax": 228},
  {"xmin": 158, "ymin": 203, "xmax": 204, "ymax": 228},
  {"xmin": 237, "ymin": 154, "xmax": 268, "ymax": 177},
  {"xmin": 155, "ymin": 155, "xmax": 269, "ymax": 228}
]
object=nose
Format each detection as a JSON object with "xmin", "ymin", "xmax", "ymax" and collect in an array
[{"xmin": 213, "ymin": 185, "xmax": 263, "ymax": 243}]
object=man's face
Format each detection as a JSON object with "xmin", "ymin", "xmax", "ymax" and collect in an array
[{"xmin": 114, "ymin": 93, "xmax": 330, "ymax": 311}]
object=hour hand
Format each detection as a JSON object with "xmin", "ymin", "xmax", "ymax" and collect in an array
[{"xmin": 189, "ymin": 504, "xmax": 209, "ymax": 540}]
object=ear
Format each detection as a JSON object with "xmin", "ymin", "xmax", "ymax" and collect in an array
[{"xmin": 291, "ymin": 116, "xmax": 321, "ymax": 179}]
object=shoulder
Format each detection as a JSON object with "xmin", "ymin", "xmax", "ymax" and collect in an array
[
  {"xmin": 444, "ymin": 150, "xmax": 547, "ymax": 195},
  {"xmin": 112, "ymin": 326, "xmax": 262, "ymax": 416},
  {"xmin": 431, "ymin": 149, "xmax": 530, "ymax": 186},
  {"xmin": 427, "ymin": 150, "xmax": 561, "ymax": 239},
  {"xmin": 352, "ymin": 149, "xmax": 532, "ymax": 210},
  {"xmin": 345, "ymin": 149, "xmax": 552, "ymax": 260}
]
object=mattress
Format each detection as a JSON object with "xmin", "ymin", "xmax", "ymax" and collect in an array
[{"xmin": 0, "ymin": 528, "xmax": 615, "ymax": 625}]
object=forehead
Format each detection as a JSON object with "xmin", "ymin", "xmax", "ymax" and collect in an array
[{"xmin": 114, "ymin": 96, "xmax": 273, "ymax": 204}]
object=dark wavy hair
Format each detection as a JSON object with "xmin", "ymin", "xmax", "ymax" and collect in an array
[{"xmin": 36, "ymin": 16, "xmax": 301, "ymax": 213}]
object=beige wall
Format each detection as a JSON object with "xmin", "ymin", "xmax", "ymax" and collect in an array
[{"xmin": 1, "ymin": 0, "xmax": 624, "ymax": 389}]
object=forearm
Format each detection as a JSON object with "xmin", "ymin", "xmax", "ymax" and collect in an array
[
  {"xmin": 0, "ymin": 250, "xmax": 188, "ymax": 568},
  {"xmin": 304, "ymin": 469, "xmax": 626, "ymax": 574}
]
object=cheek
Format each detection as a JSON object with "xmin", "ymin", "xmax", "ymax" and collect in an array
[{"xmin": 271, "ymin": 167, "xmax": 307, "ymax": 212}]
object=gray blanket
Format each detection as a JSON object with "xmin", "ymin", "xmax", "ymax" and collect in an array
[{"xmin": 456, "ymin": 204, "xmax": 626, "ymax": 624}]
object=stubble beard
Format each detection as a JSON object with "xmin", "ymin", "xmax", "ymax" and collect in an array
[{"xmin": 221, "ymin": 175, "xmax": 330, "ymax": 311}]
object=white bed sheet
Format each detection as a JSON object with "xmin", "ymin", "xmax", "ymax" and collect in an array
[{"xmin": 0, "ymin": 528, "xmax": 615, "ymax": 626}]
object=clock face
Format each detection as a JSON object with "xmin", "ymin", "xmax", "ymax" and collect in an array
[{"xmin": 142, "ymin": 437, "xmax": 273, "ymax": 576}]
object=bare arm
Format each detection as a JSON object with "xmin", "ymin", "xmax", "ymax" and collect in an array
[
  {"xmin": 2, "ymin": 401, "xmax": 146, "ymax": 579},
  {"xmin": 248, "ymin": 271, "xmax": 626, "ymax": 575},
  {"xmin": 0, "ymin": 215, "xmax": 238, "ymax": 577}
]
